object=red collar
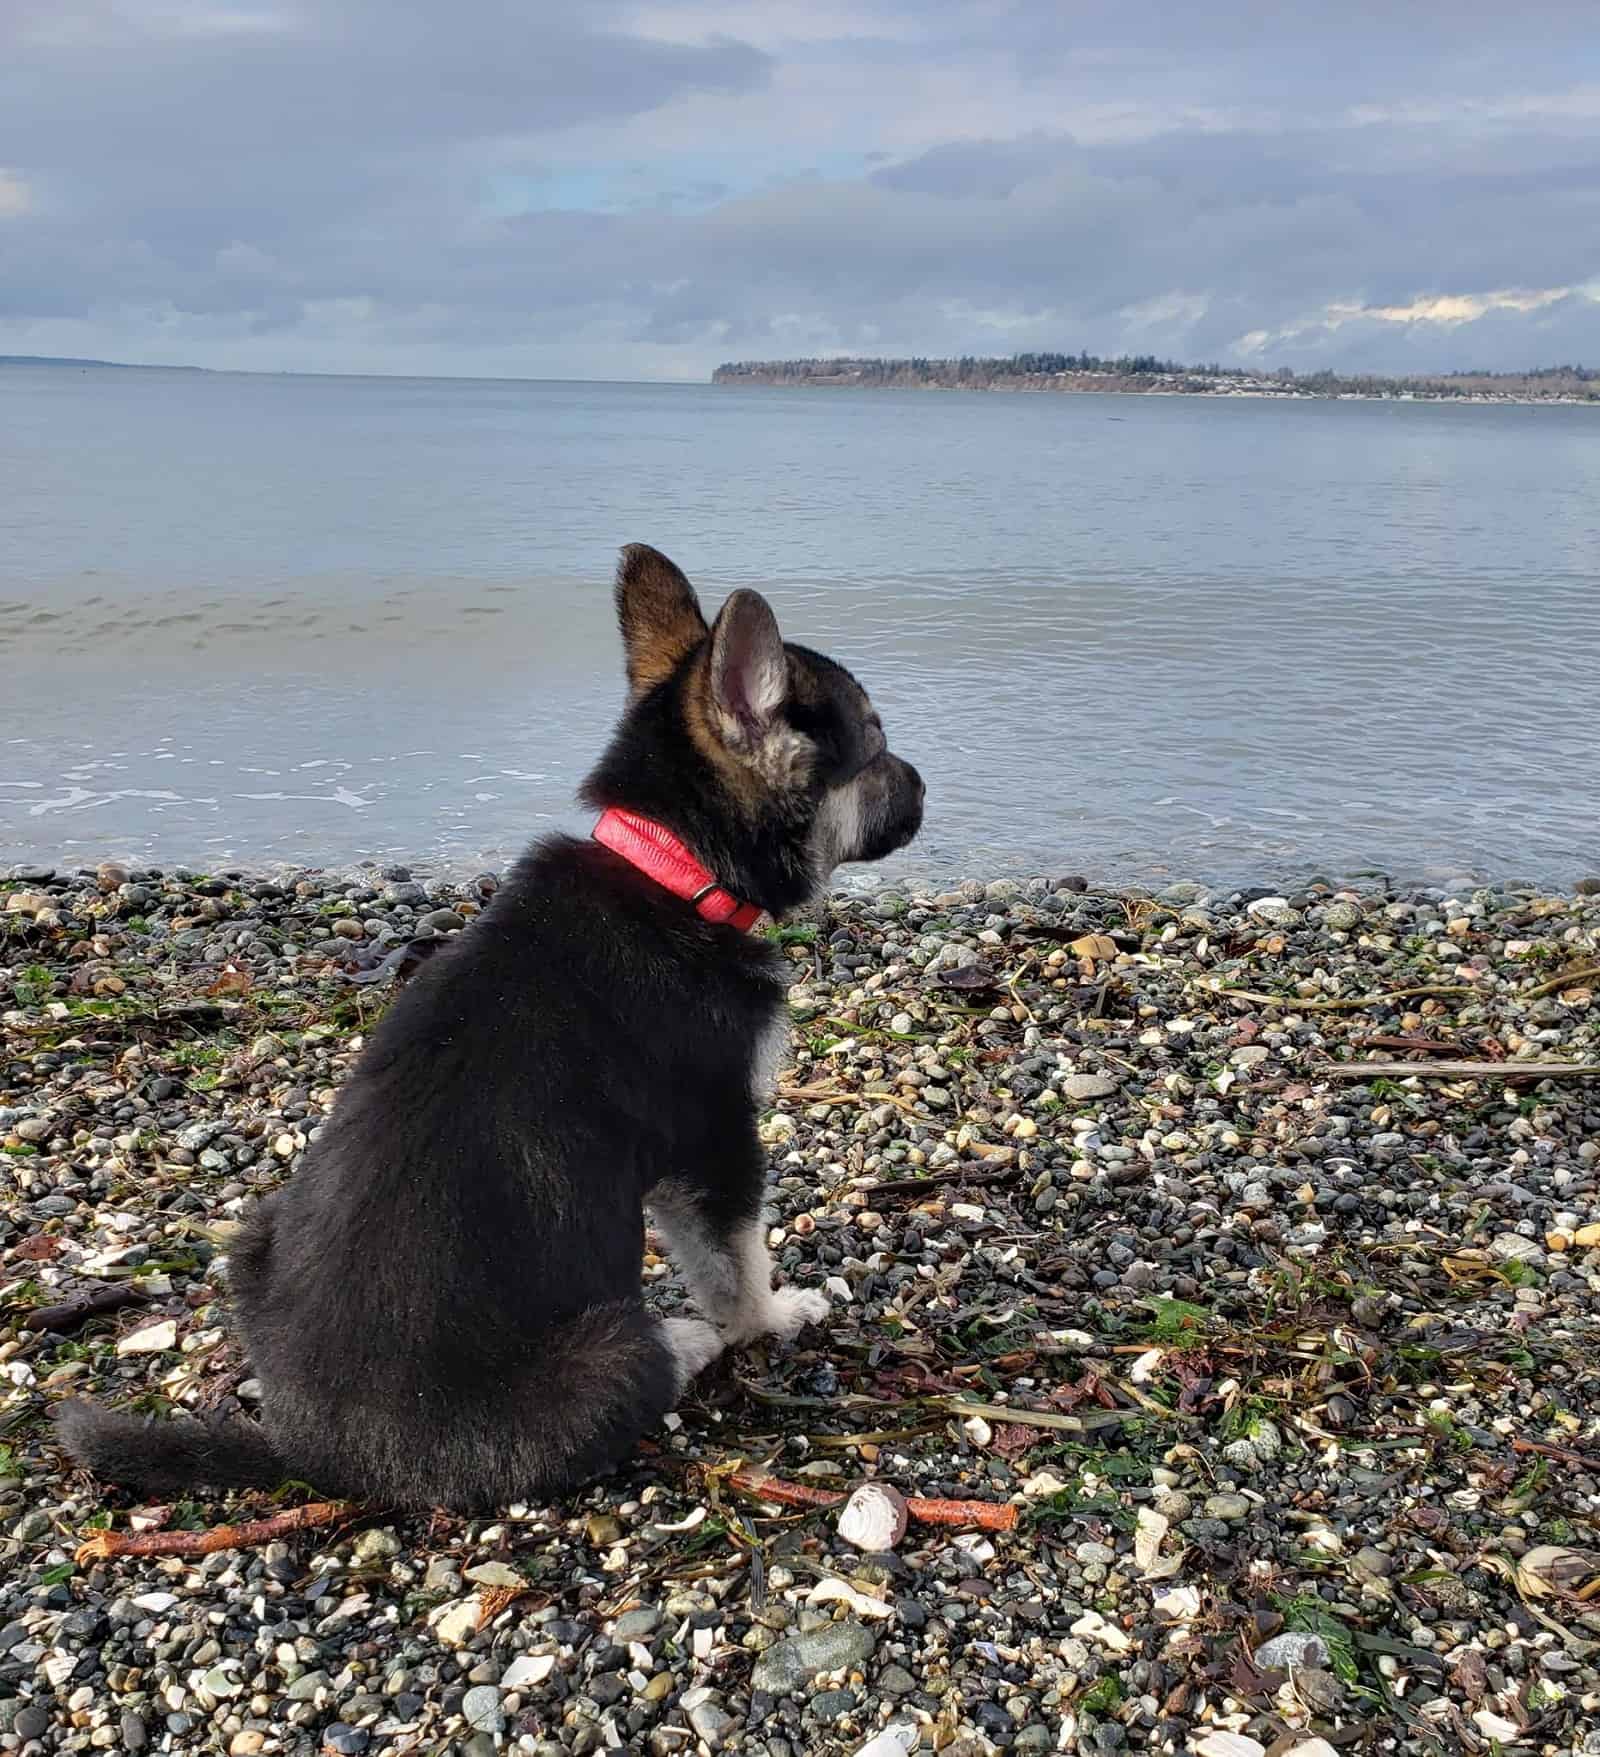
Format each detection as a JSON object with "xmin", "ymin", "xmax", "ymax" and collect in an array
[{"xmin": 592, "ymin": 808, "xmax": 767, "ymax": 933}]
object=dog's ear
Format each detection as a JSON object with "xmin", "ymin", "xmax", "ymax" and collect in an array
[
  {"xmin": 615, "ymin": 544, "xmax": 708, "ymax": 700},
  {"xmin": 707, "ymin": 589, "xmax": 788, "ymax": 745}
]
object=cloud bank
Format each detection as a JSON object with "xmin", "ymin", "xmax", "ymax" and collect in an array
[{"xmin": 2, "ymin": 0, "xmax": 1597, "ymax": 377}]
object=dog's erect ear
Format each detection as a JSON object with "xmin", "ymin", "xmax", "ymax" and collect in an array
[
  {"xmin": 707, "ymin": 589, "xmax": 788, "ymax": 744},
  {"xmin": 615, "ymin": 544, "xmax": 708, "ymax": 700}
]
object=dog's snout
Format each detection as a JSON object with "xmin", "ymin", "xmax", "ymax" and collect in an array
[{"xmin": 887, "ymin": 755, "xmax": 924, "ymax": 850}]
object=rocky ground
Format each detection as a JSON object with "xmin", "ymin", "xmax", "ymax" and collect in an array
[{"xmin": 3, "ymin": 859, "xmax": 1600, "ymax": 1757}]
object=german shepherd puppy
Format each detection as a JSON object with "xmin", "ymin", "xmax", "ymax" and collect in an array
[{"xmin": 56, "ymin": 546, "xmax": 924, "ymax": 1511}]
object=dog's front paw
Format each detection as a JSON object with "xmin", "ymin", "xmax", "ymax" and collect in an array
[
  {"xmin": 719, "ymin": 1282, "xmax": 832, "ymax": 1346},
  {"xmin": 763, "ymin": 1284, "xmax": 831, "ymax": 1341}
]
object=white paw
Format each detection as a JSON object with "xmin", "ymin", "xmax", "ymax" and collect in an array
[
  {"xmin": 725, "ymin": 1283, "xmax": 831, "ymax": 1345},
  {"xmin": 772, "ymin": 1285, "xmax": 832, "ymax": 1336},
  {"xmin": 661, "ymin": 1316, "xmax": 726, "ymax": 1388}
]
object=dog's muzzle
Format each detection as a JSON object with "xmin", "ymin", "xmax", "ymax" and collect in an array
[{"xmin": 859, "ymin": 755, "xmax": 924, "ymax": 861}]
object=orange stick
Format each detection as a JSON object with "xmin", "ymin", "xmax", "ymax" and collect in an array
[
  {"xmin": 726, "ymin": 1465, "xmax": 1017, "ymax": 1532},
  {"xmin": 76, "ymin": 1500, "xmax": 355, "ymax": 1565}
]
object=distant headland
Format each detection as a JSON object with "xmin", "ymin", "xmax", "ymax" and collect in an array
[
  {"xmin": 0, "ymin": 354, "xmax": 207, "ymax": 372},
  {"xmin": 712, "ymin": 352, "xmax": 1600, "ymax": 404}
]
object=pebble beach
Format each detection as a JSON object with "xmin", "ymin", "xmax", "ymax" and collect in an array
[{"xmin": 4, "ymin": 859, "xmax": 1600, "ymax": 1757}]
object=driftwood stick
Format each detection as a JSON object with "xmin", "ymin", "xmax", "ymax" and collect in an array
[
  {"xmin": 936, "ymin": 1397, "xmax": 1138, "ymax": 1434},
  {"xmin": 24, "ymin": 1285, "xmax": 149, "ymax": 1333},
  {"xmin": 864, "ymin": 1165, "xmax": 1023, "ymax": 1198},
  {"xmin": 777, "ymin": 1083, "xmax": 921, "ymax": 1115},
  {"xmin": 1353, "ymin": 1034, "xmax": 1481, "ymax": 1056},
  {"xmin": 75, "ymin": 1501, "xmax": 355, "ymax": 1564},
  {"xmin": 1520, "ymin": 965, "xmax": 1600, "ymax": 1000},
  {"xmin": 1512, "ymin": 1438, "xmax": 1600, "ymax": 1471},
  {"xmin": 1315, "ymin": 1060, "xmax": 1600, "ymax": 1082},
  {"xmin": 1201, "ymin": 983, "xmax": 1474, "ymax": 1012},
  {"xmin": 725, "ymin": 1465, "xmax": 1018, "ymax": 1532}
]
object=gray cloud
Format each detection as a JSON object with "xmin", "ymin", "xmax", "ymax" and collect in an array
[{"xmin": 1, "ymin": 0, "xmax": 1597, "ymax": 376}]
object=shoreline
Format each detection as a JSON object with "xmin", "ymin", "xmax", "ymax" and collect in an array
[
  {"xmin": 715, "ymin": 380, "xmax": 1600, "ymax": 407},
  {"xmin": 4, "ymin": 864, "xmax": 1600, "ymax": 1753},
  {"xmin": 10, "ymin": 857, "xmax": 1600, "ymax": 907}
]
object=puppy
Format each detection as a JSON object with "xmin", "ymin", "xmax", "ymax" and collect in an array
[{"xmin": 55, "ymin": 545, "xmax": 924, "ymax": 1511}]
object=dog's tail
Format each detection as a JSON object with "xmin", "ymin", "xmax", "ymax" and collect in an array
[{"xmin": 53, "ymin": 1400, "xmax": 287, "ymax": 1497}]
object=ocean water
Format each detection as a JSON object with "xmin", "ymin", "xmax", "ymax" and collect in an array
[{"xmin": 3, "ymin": 365, "xmax": 1597, "ymax": 886}]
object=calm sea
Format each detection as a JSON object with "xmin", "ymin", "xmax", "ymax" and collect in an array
[{"xmin": 3, "ymin": 366, "xmax": 1597, "ymax": 886}]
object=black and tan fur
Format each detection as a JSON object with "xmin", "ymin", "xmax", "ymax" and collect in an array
[{"xmin": 55, "ymin": 545, "xmax": 923, "ymax": 1511}]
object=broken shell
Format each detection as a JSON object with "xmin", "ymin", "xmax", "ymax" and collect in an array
[{"xmin": 837, "ymin": 1481, "xmax": 909, "ymax": 1553}]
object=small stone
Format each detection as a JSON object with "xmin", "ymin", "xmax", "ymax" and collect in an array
[
  {"xmin": 332, "ymin": 918, "xmax": 366, "ymax": 940},
  {"xmin": 1204, "ymin": 1493, "xmax": 1252, "ymax": 1521},
  {"xmin": 1247, "ymin": 1419, "xmax": 1283, "ymax": 1459},
  {"xmin": 1353, "ymin": 1544, "xmax": 1394, "ymax": 1579},
  {"xmin": 853, "ymin": 1726, "xmax": 918, "ymax": 1757},
  {"xmin": 809, "ymin": 1689, "xmax": 855, "ymax": 1723},
  {"xmin": 322, "ymin": 1726, "xmax": 370, "ymax": 1756},
  {"xmin": 461, "ymin": 1685, "xmax": 504, "ymax": 1735},
  {"xmin": 417, "ymin": 909, "xmax": 466, "ymax": 935},
  {"xmin": 687, "ymin": 1698, "xmax": 736, "ymax": 1747},
  {"xmin": 1059, "ymin": 1073, "xmax": 1117, "ymax": 1101},
  {"xmin": 1254, "ymin": 1632, "xmax": 1330, "ymax": 1670},
  {"xmin": 462, "ymin": 1561, "xmax": 523, "ymax": 1588},
  {"xmin": 586, "ymin": 1513, "xmax": 624, "ymax": 1546},
  {"xmin": 587, "ymin": 1672, "xmax": 627, "ymax": 1707},
  {"xmin": 14, "ymin": 1706, "xmax": 54, "ymax": 1742},
  {"xmin": 350, "ymin": 1527, "xmax": 402, "ymax": 1567},
  {"xmin": 432, "ymin": 1599, "xmax": 480, "ymax": 1647},
  {"xmin": 1070, "ymin": 1609, "xmax": 1132, "ymax": 1653},
  {"xmin": 1193, "ymin": 1737, "xmax": 1266, "ymax": 1757},
  {"xmin": 614, "ymin": 1605, "xmax": 661, "ymax": 1641},
  {"xmin": 116, "ymin": 1318, "xmax": 178, "ymax": 1356},
  {"xmin": 501, "ymin": 1653, "xmax": 556, "ymax": 1690},
  {"xmin": 751, "ymin": 1621, "xmax": 876, "ymax": 1695},
  {"xmin": 1573, "ymin": 1223, "xmax": 1600, "ymax": 1248}
]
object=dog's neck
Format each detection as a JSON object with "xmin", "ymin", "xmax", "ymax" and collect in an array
[{"xmin": 592, "ymin": 808, "xmax": 767, "ymax": 933}]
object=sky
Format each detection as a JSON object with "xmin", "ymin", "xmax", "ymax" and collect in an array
[{"xmin": 2, "ymin": 0, "xmax": 1599, "ymax": 381}]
